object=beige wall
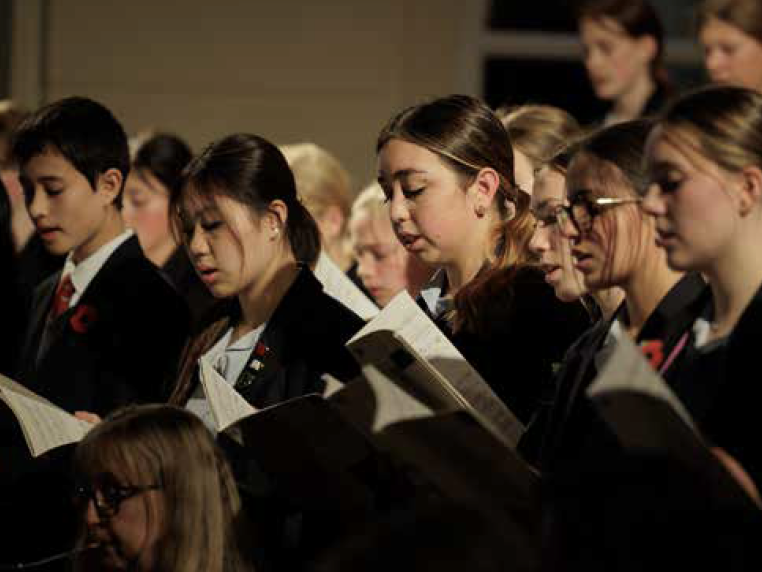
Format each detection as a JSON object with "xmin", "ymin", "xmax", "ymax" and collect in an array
[{"xmin": 15, "ymin": 0, "xmax": 482, "ymax": 192}]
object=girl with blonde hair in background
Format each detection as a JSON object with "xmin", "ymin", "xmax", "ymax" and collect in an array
[
  {"xmin": 348, "ymin": 181, "xmax": 432, "ymax": 307},
  {"xmin": 499, "ymin": 103, "xmax": 583, "ymax": 195},
  {"xmin": 281, "ymin": 142, "xmax": 354, "ymax": 272}
]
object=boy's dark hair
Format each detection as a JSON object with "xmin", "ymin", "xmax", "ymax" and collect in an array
[{"xmin": 11, "ymin": 96, "xmax": 130, "ymax": 207}]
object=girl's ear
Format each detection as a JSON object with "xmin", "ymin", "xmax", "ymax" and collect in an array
[
  {"xmin": 468, "ymin": 167, "xmax": 499, "ymax": 217},
  {"xmin": 266, "ymin": 199, "xmax": 289, "ymax": 239},
  {"xmin": 738, "ymin": 165, "xmax": 762, "ymax": 217}
]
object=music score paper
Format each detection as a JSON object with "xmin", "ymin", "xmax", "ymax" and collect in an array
[
  {"xmin": 313, "ymin": 251, "xmax": 379, "ymax": 321},
  {"xmin": 198, "ymin": 358, "xmax": 257, "ymax": 433},
  {"xmin": 0, "ymin": 374, "xmax": 92, "ymax": 457},
  {"xmin": 346, "ymin": 291, "xmax": 524, "ymax": 449},
  {"xmin": 587, "ymin": 334, "xmax": 697, "ymax": 431}
]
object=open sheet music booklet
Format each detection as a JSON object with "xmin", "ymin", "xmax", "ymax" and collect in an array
[
  {"xmin": 313, "ymin": 251, "xmax": 379, "ymax": 321},
  {"xmin": 198, "ymin": 352, "xmax": 537, "ymax": 513},
  {"xmin": 344, "ymin": 290, "xmax": 525, "ymax": 449},
  {"xmin": 587, "ymin": 335, "xmax": 759, "ymax": 508},
  {"xmin": 0, "ymin": 374, "xmax": 92, "ymax": 457},
  {"xmin": 586, "ymin": 334, "xmax": 699, "ymax": 451},
  {"xmin": 198, "ymin": 355, "xmax": 438, "ymax": 437}
]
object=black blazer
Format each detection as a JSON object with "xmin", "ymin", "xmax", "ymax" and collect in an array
[
  {"xmin": 0, "ymin": 235, "xmax": 189, "ymax": 566},
  {"xmin": 177, "ymin": 267, "xmax": 364, "ymax": 409},
  {"xmin": 175, "ymin": 268, "xmax": 365, "ymax": 571},
  {"xmin": 533, "ymin": 272, "xmax": 708, "ymax": 473},
  {"xmin": 533, "ymin": 274, "xmax": 735, "ymax": 572},
  {"xmin": 17, "ymin": 235, "xmax": 189, "ymax": 413},
  {"xmin": 699, "ymin": 280, "xmax": 762, "ymax": 491}
]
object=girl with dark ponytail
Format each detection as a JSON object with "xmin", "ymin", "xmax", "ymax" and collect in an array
[
  {"xmin": 376, "ymin": 95, "xmax": 589, "ymax": 425},
  {"xmin": 168, "ymin": 133, "xmax": 363, "ymax": 416}
]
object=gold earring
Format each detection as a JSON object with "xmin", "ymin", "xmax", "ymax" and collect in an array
[{"xmin": 475, "ymin": 204, "xmax": 486, "ymax": 218}]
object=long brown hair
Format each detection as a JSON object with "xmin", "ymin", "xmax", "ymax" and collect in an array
[
  {"xmin": 566, "ymin": 119, "xmax": 655, "ymax": 288},
  {"xmin": 377, "ymin": 94, "xmax": 536, "ymax": 335},
  {"xmin": 74, "ymin": 404, "xmax": 253, "ymax": 572}
]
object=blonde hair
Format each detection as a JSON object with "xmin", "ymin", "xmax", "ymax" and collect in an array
[
  {"xmin": 657, "ymin": 85, "xmax": 762, "ymax": 175},
  {"xmin": 74, "ymin": 404, "xmax": 252, "ymax": 572},
  {"xmin": 498, "ymin": 104, "xmax": 582, "ymax": 170},
  {"xmin": 280, "ymin": 142, "xmax": 353, "ymax": 225},
  {"xmin": 349, "ymin": 181, "xmax": 389, "ymax": 228}
]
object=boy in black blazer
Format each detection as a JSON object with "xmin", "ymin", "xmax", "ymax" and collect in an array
[
  {"xmin": 0, "ymin": 96, "xmax": 189, "ymax": 566},
  {"xmin": 12, "ymin": 96, "xmax": 189, "ymax": 413}
]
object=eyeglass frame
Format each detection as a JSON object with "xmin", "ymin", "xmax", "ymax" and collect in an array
[
  {"xmin": 562, "ymin": 190, "xmax": 643, "ymax": 235},
  {"xmin": 74, "ymin": 480, "xmax": 162, "ymax": 519}
]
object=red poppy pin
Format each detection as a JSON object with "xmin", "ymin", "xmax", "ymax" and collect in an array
[
  {"xmin": 639, "ymin": 339, "xmax": 664, "ymax": 370},
  {"xmin": 70, "ymin": 305, "xmax": 98, "ymax": 334}
]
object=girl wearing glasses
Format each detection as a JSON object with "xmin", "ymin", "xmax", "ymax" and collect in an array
[
  {"xmin": 537, "ymin": 120, "xmax": 708, "ymax": 467},
  {"xmin": 537, "ymin": 120, "xmax": 719, "ymax": 569},
  {"xmin": 376, "ymin": 95, "xmax": 588, "ymax": 426},
  {"xmin": 73, "ymin": 404, "xmax": 254, "ymax": 572},
  {"xmin": 643, "ymin": 85, "xmax": 762, "ymax": 500}
]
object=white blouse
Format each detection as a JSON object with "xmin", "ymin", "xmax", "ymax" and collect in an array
[{"xmin": 186, "ymin": 323, "xmax": 266, "ymax": 432}]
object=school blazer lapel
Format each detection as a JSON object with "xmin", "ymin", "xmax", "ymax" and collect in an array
[
  {"xmin": 18, "ymin": 271, "xmax": 60, "ymax": 382},
  {"xmin": 31, "ymin": 237, "xmax": 142, "ymax": 375},
  {"xmin": 233, "ymin": 268, "xmax": 322, "ymax": 407}
]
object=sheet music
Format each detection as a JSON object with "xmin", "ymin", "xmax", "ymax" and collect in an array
[
  {"xmin": 347, "ymin": 291, "xmax": 524, "ymax": 448},
  {"xmin": 361, "ymin": 364, "xmax": 436, "ymax": 432},
  {"xmin": 347, "ymin": 291, "xmax": 458, "ymax": 363},
  {"xmin": 0, "ymin": 374, "xmax": 92, "ymax": 457},
  {"xmin": 313, "ymin": 251, "xmax": 379, "ymax": 320},
  {"xmin": 320, "ymin": 373, "xmax": 345, "ymax": 398},
  {"xmin": 587, "ymin": 335, "xmax": 697, "ymax": 431},
  {"xmin": 198, "ymin": 358, "xmax": 257, "ymax": 432}
]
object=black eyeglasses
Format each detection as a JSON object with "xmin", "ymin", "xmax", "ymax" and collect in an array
[
  {"xmin": 563, "ymin": 190, "xmax": 642, "ymax": 234},
  {"xmin": 73, "ymin": 480, "xmax": 162, "ymax": 519}
]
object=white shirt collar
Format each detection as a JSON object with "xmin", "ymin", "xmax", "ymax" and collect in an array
[
  {"xmin": 61, "ymin": 229, "xmax": 134, "ymax": 307},
  {"xmin": 418, "ymin": 269, "xmax": 452, "ymax": 318}
]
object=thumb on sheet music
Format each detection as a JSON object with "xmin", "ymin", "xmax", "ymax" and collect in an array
[{"xmin": 74, "ymin": 411, "xmax": 102, "ymax": 425}]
